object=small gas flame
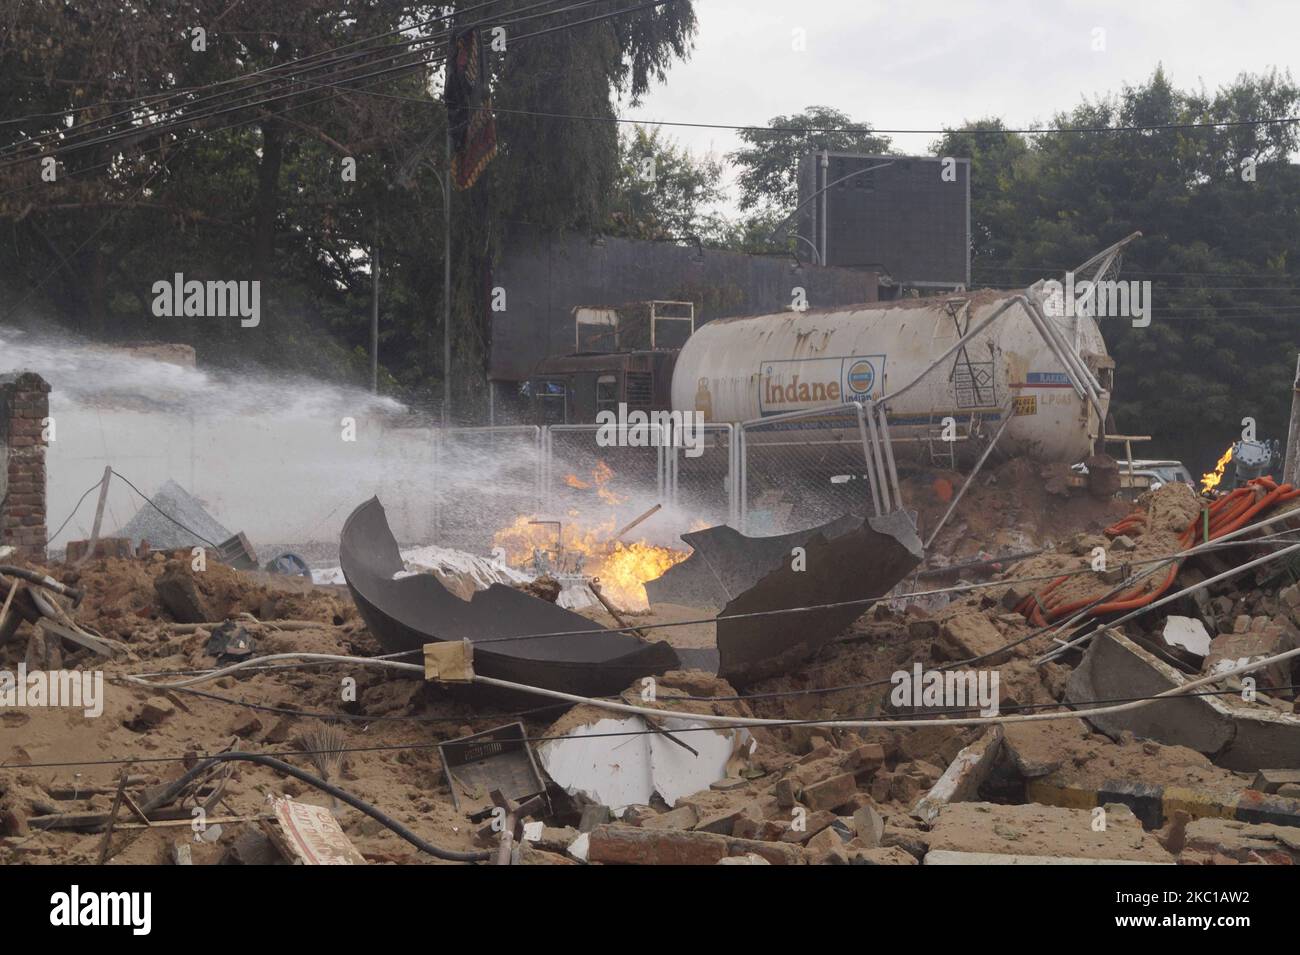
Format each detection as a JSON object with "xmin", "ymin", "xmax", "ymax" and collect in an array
[{"xmin": 1201, "ymin": 445, "xmax": 1233, "ymax": 494}]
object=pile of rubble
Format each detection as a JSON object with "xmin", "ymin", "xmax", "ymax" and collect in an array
[{"xmin": 2, "ymin": 479, "xmax": 1300, "ymax": 865}]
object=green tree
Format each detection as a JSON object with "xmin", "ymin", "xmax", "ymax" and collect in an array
[
  {"xmin": 606, "ymin": 124, "xmax": 723, "ymax": 240},
  {"xmin": 729, "ymin": 105, "xmax": 891, "ymax": 212}
]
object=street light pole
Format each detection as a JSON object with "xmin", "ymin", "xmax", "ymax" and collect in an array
[{"xmin": 443, "ymin": 126, "xmax": 452, "ymax": 428}]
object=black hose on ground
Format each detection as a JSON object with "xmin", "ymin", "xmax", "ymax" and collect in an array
[{"xmin": 158, "ymin": 751, "xmax": 490, "ymax": 862}]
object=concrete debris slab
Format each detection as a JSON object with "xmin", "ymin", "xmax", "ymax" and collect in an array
[
  {"xmin": 535, "ymin": 714, "xmax": 747, "ymax": 810},
  {"xmin": 928, "ymin": 802, "xmax": 1174, "ymax": 863},
  {"xmin": 925, "ymin": 850, "xmax": 1166, "ymax": 865},
  {"xmin": 1161, "ymin": 615, "xmax": 1212, "ymax": 656},
  {"xmin": 914, "ymin": 728, "xmax": 1003, "ymax": 823},
  {"xmin": 1066, "ymin": 628, "xmax": 1300, "ymax": 771}
]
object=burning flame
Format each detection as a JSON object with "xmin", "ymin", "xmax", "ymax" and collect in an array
[
  {"xmin": 1201, "ymin": 445, "xmax": 1233, "ymax": 494},
  {"xmin": 563, "ymin": 460, "xmax": 625, "ymax": 505},
  {"xmin": 492, "ymin": 512, "xmax": 687, "ymax": 610}
]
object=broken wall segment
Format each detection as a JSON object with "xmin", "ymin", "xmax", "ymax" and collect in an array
[
  {"xmin": 0, "ymin": 372, "xmax": 49, "ymax": 563},
  {"xmin": 1065, "ymin": 628, "xmax": 1300, "ymax": 771}
]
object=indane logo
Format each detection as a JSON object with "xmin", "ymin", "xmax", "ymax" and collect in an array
[
  {"xmin": 596, "ymin": 403, "xmax": 704, "ymax": 457},
  {"xmin": 1041, "ymin": 272, "xmax": 1152, "ymax": 328},
  {"xmin": 759, "ymin": 355, "xmax": 885, "ymax": 415},
  {"xmin": 50, "ymin": 885, "xmax": 151, "ymax": 935},
  {"xmin": 0, "ymin": 664, "xmax": 103, "ymax": 717},
  {"xmin": 151, "ymin": 273, "xmax": 260, "ymax": 327}
]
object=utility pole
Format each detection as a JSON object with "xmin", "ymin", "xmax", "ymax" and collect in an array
[
  {"xmin": 443, "ymin": 126, "xmax": 452, "ymax": 427},
  {"xmin": 370, "ymin": 239, "xmax": 380, "ymax": 393},
  {"xmin": 1284, "ymin": 354, "xmax": 1300, "ymax": 485}
]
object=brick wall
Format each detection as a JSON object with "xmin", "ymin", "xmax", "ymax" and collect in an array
[{"xmin": 0, "ymin": 372, "xmax": 50, "ymax": 562}]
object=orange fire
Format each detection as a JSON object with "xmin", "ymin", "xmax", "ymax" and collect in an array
[
  {"xmin": 492, "ymin": 512, "xmax": 687, "ymax": 610},
  {"xmin": 1201, "ymin": 445, "xmax": 1233, "ymax": 494},
  {"xmin": 563, "ymin": 460, "xmax": 625, "ymax": 505}
]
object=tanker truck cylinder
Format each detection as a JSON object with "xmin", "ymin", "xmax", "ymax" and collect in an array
[{"xmin": 670, "ymin": 294, "xmax": 1110, "ymax": 466}]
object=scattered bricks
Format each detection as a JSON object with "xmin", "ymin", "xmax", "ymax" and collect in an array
[
  {"xmin": 138, "ymin": 696, "xmax": 175, "ymax": 727},
  {"xmin": 773, "ymin": 777, "xmax": 799, "ymax": 808},
  {"xmin": 852, "ymin": 805, "xmax": 885, "ymax": 847},
  {"xmin": 881, "ymin": 825, "xmax": 931, "ymax": 861},
  {"xmin": 897, "ymin": 724, "xmax": 965, "ymax": 763},
  {"xmin": 1182, "ymin": 818, "xmax": 1300, "ymax": 864},
  {"xmin": 1070, "ymin": 532, "xmax": 1104, "ymax": 556},
  {"xmin": 778, "ymin": 810, "xmax": 836, "ymax": 844},
  {"xmin": 717, "ymin": 853, "xmax": 770, "ymax": 865},
  {"xmin": 913, "ymin": 727, "xmax": 1004, "ymax": 824},
  {"xmin": 578, "ymin": 804, "xmax": 611, "ymax": 832},
  {"xmin": 890, "ymin": 774, "xmax": 924, "ymax": 803},
  {"xmin": 801, "ymin": 773, "xmax": 857, "ymax": 812},
  {"xmin": 938, "ymin": 613, "xmax": 1008, "ymax": 662},
  {"xmin": 848, "ymin": 846, "xmax": 917, "ymax": 865},
  {"xmin": 790, "ymin": 757, "xmax": 838, "ymax": 789},
  {"xmin": 1111, "ymin": 534, "xmax": 1137, "ymax": 551},
  {"xmin": 534, "ymin": 826, "xmax": 581, "ymax": 853},
  {"xmin": 906, "ymin": 618, "xmax": 941, "ymax": 641},
  {"xmin": 900, "ymin": 760, "xmax": 944, "ymax": 786},
  {"xmin": 871, "ymin": 772, "xmax": 894, "ymax": 803},
  {"xmin": 1251, "ymin": 770, "xmax": 1300, "ymax": 794},
  {"xmin": 154, "ymin": 562, "xmax": 215, "ymax": 624},
  {"xmin": 641, "ymin": 805, "xmax": 698, "ymax": 831},
  {"xmin": 622, "ymin": 805, "xmax": 657, "ymax": 827},
  {"xmin": 726, "ymin": 836, "xmax": 803, "ymax": 865},
  {"xmin": 837, "ymin": 792, "xmax": 879, "ymax": 816},
  {"xmin": 844, "ymin": 743, "xmax": 885, "ymax": 777},
  {"xmin": 588, "ymin": 825, "xmax": 728, "ymax": 865},
  {"xmin": 1001, "ymin": 583, "xmax": 1032, "ymax": 611},
  {"xmin": 1232, "ymin": 615, "xmax": 1252, "ymax": 634},
  {"xmin": 691, "ymin": 805, "xmax": 746, "ymax": 836},
  {"xmin": 1204, "ymin": 623, "xmax": 1298, "ymax": 689},
  {"xmin": 710, "ymin": 777, "xmax": 747, "ymax": 792},
  {"xmin": 804, "ymin": 826, "xmax": 848, "ymax": 865}
]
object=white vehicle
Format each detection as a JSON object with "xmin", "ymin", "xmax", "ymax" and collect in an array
[{"xmin": 1071, "ymin": 458, "xmax": 1194, "ymax": 490}]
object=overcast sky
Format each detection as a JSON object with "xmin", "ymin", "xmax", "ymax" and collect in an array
[{"xmin": 629, "ymin": 0, "xmax": 1299, "ymax": 215}]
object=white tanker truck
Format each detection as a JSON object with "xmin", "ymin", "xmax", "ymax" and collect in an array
[{"xmin": 670, "ymin": 288, "xmax": 1114, "ymax": 465}]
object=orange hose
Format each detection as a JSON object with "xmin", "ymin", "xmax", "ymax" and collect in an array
[{"xmin": 1018, "ymin": 481, "xmax": 1299, "ymax": 626}]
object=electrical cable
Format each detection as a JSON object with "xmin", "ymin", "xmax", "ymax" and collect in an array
[{"xmin": 160, "ymin": 752, "xmax": 490, "ymax": 861}]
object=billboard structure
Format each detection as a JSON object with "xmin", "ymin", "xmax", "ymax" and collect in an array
[{"xmin": 797, "ymin": 153, "xmax": 970, "ymax": 289}]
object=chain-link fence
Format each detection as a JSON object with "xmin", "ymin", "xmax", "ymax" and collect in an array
[
  {"xmin": 431, "ymin": 425, "xmax": 542, "ymax": 551},
  {"xmin": 542, "ymin": 424, "xmax": 666, "ymax": 514},
  {"xmin": 667, "ymin": 423, "xmax": 737, "ymax": 528},
  {"xmin": 738, "ymin": 402, "xmax": 899, "ymax": 535}
]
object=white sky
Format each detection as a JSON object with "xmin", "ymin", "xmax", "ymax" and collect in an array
[{"xmin": 628, "ymin": 0, "xmax": 1299, "ymax": 215}]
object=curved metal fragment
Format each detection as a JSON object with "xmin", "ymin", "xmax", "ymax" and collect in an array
[{"xmin": 339, "ymin": 498, "xmax": 679, "ymax": 697}]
